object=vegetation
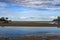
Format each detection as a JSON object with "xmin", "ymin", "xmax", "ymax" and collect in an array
[
  {"xmin": 0, "ymin": 36, "xmax": 59, "ymax": 40},
  {"xmin": 53, "ymin": 16, "xmax": 60, "ymax": 24},
  {"xmin": 0, "ymin": 17, "xmax": 11, "ymax": 23}
]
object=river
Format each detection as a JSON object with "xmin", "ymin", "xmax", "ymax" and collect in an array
[{"xmin": 0, "ymin": 26, "xmax": 60, "ymax": 37}]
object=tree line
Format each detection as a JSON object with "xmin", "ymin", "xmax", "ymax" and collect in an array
[
  {"xmin": 0, "ymin": 17, "xmax": 11, "ymax": 23},
  {"xmin": 53, "ymin": 16, "xmax": 60, "ymax": 24}
]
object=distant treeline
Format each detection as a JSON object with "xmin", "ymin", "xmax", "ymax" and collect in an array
[
  {"xmin": 53, "ymin": 16, "xmax": 60, "ymax": 24},
  {"xmin": 0, "ymin": 17, "xmax": 11, "ymax": 23}
]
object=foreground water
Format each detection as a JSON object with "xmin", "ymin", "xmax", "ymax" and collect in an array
[{"xmin": 0, "ymin": 26, "xmax": 60, "ymax": 37}]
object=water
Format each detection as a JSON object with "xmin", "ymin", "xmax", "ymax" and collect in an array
[{"xmin": 0, "ymin": 26, "xmax": 60, "ymax": 37}]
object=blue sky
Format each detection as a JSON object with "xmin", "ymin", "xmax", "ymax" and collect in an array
[{"xmin": 0, "ymin": 0, "xmax": 60, "ymax": 21}]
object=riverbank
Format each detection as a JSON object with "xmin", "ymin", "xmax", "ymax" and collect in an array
[
  {"xmin": 0, "ymin": 21, "xmax": 60, "ymax": 26},
  {"xmin": 0, "ymin": 36, "xmax": 59, "ymax": 40}
]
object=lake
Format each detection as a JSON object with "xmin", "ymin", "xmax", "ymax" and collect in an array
[{"xmin": 0, "ymin": 26, "xmax": 60, "ymax": 37}]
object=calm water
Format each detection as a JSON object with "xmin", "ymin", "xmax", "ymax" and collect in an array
[{"xmin": 0, "ymin": 26, "xmax": 60, "ymax": 37}]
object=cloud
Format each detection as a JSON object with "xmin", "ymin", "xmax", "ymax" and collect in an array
[
  {"xmin": 0, "ymin": 0, "xmax": 60, "ymax": 10},
  {"xmin": 0, "ymin": 2, "xmax": 7, "ymax": 7},
  {"xmin": 19, "ymin": 17, "xmax": 27, "ymax": 19},
  {"xmin": 49, "ymin": 16, "xmax": 57, "ymax": 19},
  {"xmin": 0, "ymin": 1, "xmax": 60, "ymax": 21}
]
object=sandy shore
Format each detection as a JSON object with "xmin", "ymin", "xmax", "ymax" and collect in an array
[{"xmin": 0, "ymin": 21, "xmax": 60, "ymax": 26}]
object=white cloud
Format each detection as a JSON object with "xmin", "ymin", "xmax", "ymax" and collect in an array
[
  {"xmin": 19, "ymin": 17, "xmax": 27, "ymax": 19},
  {"xmin": 0, "ymin": 0, "xmax": 60, "ymax": 10},
  {"xmin": 10, "ymin": 0, "xmax": 60, "ymax": 10},
  {"xmin": 49, "ymin": 16, "xmax": 57, "ymax": 19}
]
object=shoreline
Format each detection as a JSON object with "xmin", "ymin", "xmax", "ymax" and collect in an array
[
  {"xmin": 0, "ymin": 22, "xmax": 60, "ymax": 26},
  {"xmin": 0, "ymin": 36, "xmax": 59, "ymax": 40}
]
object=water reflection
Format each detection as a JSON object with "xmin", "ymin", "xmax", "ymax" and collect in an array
[{"xmin": 0, "ymin": 26, "xmax": 60, "ymax": 37}]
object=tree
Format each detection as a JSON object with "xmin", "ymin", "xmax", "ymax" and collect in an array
[
  {"xmin": 6, "ymin": 17, "xmax": 8, "ymax": 20},
  {"xmin": 0, "ymin": 17, "xmax": 12, "ymax": 23},
  {"xmin": 0, "ymin": 17, "xmax": 5, "ymax": 21},
  {"xmin": 53, "ymin": 16, "xmax": 60, "ymax": 24},
  {"xmin": 0, "ymin": 17, "xmax": 9, "ymax": 23}
]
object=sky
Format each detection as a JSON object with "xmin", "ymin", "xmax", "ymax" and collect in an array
[{"xmin": 0, "ymin": 0, "xmax": 60, "ymax": 21}]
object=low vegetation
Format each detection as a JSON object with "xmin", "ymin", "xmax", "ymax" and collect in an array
[
  {"xmin": 0, "ymin": 36, "xmax": 59, "ymax": 40},
  {"xmin": 0, "ymin": 17, "xmax": 11, "ymax": 23}
]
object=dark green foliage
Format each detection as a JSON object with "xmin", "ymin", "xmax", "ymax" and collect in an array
[
  {"xmin": 0, "ymin": 17, "xmax": 6, "ymax": 21},
  {"xmin": 53, "ymin": 16, "xmax": 60, "ymax": 24},
  {"xmin": 0, "ymin": 17, "xmax": 9, "ymax": 23}
]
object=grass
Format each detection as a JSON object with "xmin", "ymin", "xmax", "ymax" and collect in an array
[
  {"xmin": 0, "ymin": 36, "xmax": 59, "ymax": 40},
  {"xmin": 0, "ymin": 21, "xmax": 60, "ymax": 26}
]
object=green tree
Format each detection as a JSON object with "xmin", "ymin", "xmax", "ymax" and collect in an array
[
  {"xmin": 0, "ymin": 17, "xmax": 9, "ymax": 23},
  {"xmin": 6, "ymin": 17, "xmax": 8, "ymax": 20},
  {"xmin": 53, "ymin": 16, "xmax": 60, "ymax": 24},
  {"xmin": 0, "ymin": 17, "xmax": 5, "ymax": 21}
]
